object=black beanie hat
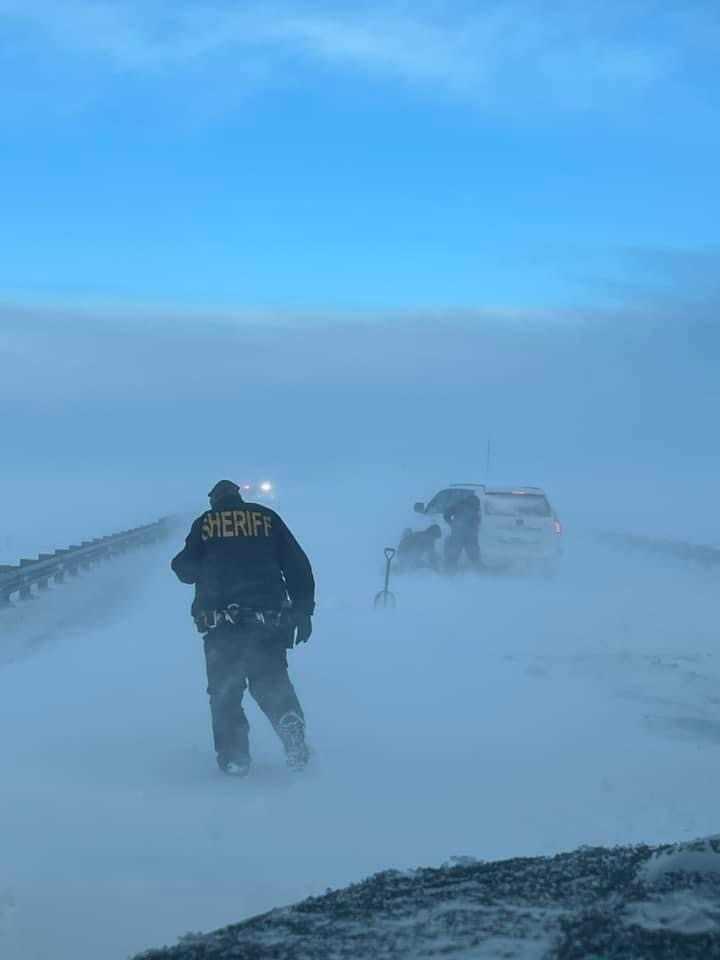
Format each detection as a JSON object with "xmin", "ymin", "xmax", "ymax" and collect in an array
[{"xmin": 208, "ymin": 480, "xmax": 240, "ymax": 504}]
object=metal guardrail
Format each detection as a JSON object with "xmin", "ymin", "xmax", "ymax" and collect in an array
[
  {"xmin": 0, "ymin": 517, "xmax": 172, "ymax": 607},
  {"xmin": 598, "ymin": 531, "xmax": 720, "ymax": 569}
]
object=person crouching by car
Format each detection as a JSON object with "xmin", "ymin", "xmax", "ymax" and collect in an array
[{"xmin": 396, "ymin": 524, "xmax": 442, "ymax": 572}]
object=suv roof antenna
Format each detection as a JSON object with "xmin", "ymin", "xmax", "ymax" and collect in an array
[{"xmin": 486, "ymin": 439, "xmax": 492, "ymax": 483}]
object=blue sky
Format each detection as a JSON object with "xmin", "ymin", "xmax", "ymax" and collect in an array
[{"xmin": 1, "ymin": 0, "xmax": 719, "ymax": 312}]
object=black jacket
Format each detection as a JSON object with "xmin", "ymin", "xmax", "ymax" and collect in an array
[
  {"xmin": 444, "ymin": 495, "xmax": 481, "ymax": 531},
  {"xmin": 171, "ymin": 494, "xmax": 315, "ymax": 616}
]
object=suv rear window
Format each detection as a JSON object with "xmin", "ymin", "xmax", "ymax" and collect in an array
[{"xmin": 484, "ymin": 494, "xmax": 552, "ymax": 518}]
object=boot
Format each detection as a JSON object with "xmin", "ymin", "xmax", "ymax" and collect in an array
[
  {"xmin": 276, "ymin": 712, "xmax": 309, "ymax": 772},
  {"xmin": 218, "ymin": 755, "xmax": 251, "ymax": 778}
]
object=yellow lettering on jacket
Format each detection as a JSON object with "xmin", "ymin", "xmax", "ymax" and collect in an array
[
  {"xmin": 201, "ymin": 512, "xmax": 223, "ymax": 540},
  {"xmin": 201, "ymin": 509, "xmax": 272, "ymax": 539}
]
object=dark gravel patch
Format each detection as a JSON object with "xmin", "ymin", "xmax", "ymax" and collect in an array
[{"xmin": 135, "ymin": 837, "xmax": 720, "ymax": 959}]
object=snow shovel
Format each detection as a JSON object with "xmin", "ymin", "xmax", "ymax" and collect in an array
[{"xmin": 374, "ymin": 547, "xmax": 397, "ymax": 608}]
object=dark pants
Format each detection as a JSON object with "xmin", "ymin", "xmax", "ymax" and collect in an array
[
  {"xmin": 203, "ymin": 620, "xmax": 304, "ymax": 766},
  {"xmin": 445, "ymin": 528, "xmax": 480, "ymax": 571}
]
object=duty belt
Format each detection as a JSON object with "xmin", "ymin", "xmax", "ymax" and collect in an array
[{"xmin": 196, "ymin": 605, "xmax": 284, "ymax": 633}]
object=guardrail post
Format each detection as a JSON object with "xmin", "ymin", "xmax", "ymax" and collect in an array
[
  {"xmin": 37, "ymin": 555, "xmax": 53, "ymax": 590},
  {"xmin": 54, "ymin": 549, "xmax": 69, "ymax": 582},
  {"xmin": 18, "ymin": 561, "xmax": 34, "ymax": 600},
  {"xmin": 0, "ymin": 564, "xmax": 15, "ymax": 606}
]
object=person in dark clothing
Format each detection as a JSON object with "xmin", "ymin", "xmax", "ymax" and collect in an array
[
  {"xmin": 396, "ymin": 524, "xmax": 442, "ymax": 572},
  {"xmin": 443, "ymin": 492, "xmax": 481, "ymax": 572},
  {"xmin": 171, "ymin": 480, "xmax": 316, "ymax": 777}
]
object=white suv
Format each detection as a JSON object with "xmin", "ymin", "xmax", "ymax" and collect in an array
[
  {"xmin": 479, "ymin": 486, "xmax": 562, "ymax": 572},
  {"xmin": 412, "ymin": 484, "xmax": 562, "ymax": 573}
]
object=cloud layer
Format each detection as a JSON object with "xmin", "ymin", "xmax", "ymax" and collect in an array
[{"xmin": 2, "ymin": 0, "xmax": 716, "ymax": 113}]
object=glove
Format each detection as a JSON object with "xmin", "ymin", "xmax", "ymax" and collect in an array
[{"xmin": 292, "ymin": 612, "xmax": 313, "ymax": 646}]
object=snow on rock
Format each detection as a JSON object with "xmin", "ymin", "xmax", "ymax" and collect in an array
[
  {"xmin": 624, "ymin": 890, "xmax": 720, "ymax": 935},
  {"xmin": 134, "ymin": 838, "xmax": 720, "ymax": 959},
  {"xmin": 639, "ymin": 836, "xmax": 720, "ymax": 883}
]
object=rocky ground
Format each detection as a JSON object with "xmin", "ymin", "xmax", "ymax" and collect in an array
[{"xmin": 136, "ymin": 836, "xmax": 720, "ymax": 959}]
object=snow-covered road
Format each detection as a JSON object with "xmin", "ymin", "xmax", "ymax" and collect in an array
[{"xmin": 1, "ymin": 529, "xmax": 718, "ymax": 959}]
